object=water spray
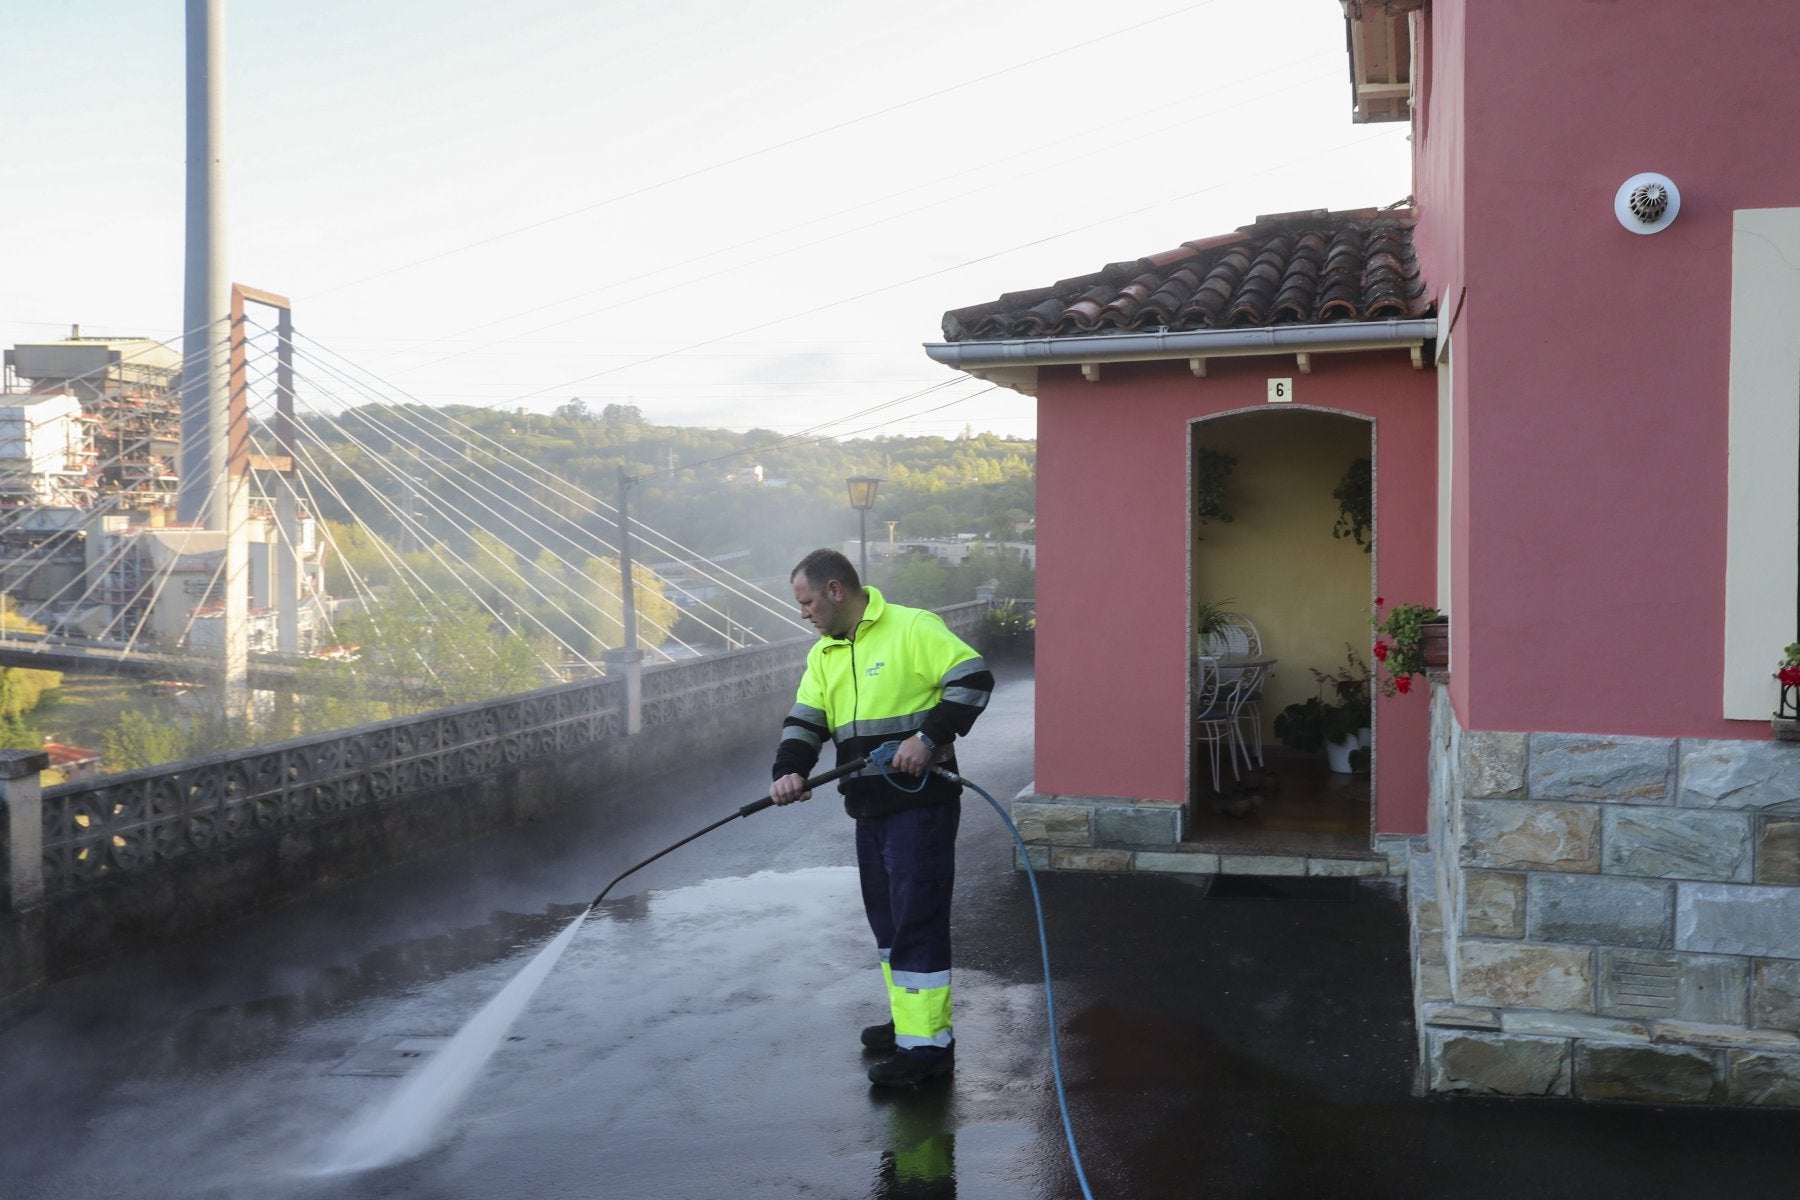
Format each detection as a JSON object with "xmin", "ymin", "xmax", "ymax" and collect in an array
[
  {"xmin": 582, "ymin": 755, "xmax": 868, "ymax": 911},
  {"xmin": 316, "ymin": 757, "xmax": 867, "ymax": 1176},
  {"xmin": 319, "ymin": 747, "xmax": 1095, "ymax": 1199}
]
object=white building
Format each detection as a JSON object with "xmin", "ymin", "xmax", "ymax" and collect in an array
[
  {"xmin": 58, "ymin": 513, "xmax": 330, "ymax": 654},
  {"xmin": 847, "ymin": 537, "xmax": 1037, "ymax": 570},
  {"xmin": 0, "ymin": 393, "xmax": 93, "ymax": 507}
]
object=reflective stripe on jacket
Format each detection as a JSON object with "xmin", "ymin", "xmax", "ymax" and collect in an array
[{"xmin": 773, "ymin": 587, "xmax": 992, "ymax": 818}]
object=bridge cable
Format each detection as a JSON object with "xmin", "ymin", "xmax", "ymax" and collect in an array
[
  {"xmin": 256, "ymin": 335, "xmax": 746, "ymax": 649},
  {"xmin": 268, "ymin": 363, "xmax": 700, "ymax": 657},
  {"xmin": 268, "ymin": 377, "xmax": 663, "ymax": 667}
]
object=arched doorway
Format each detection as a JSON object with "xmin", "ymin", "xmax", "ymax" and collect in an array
[{"xmin": 1188, "ymin": 407, "xmax": 1376, "ymax": 859}]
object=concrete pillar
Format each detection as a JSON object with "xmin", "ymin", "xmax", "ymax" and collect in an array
[
  {"xmin": 223, "ymin": 469, "xmax": 250, "ymax": 720},
  {"xmin": 179, "ymin": 0, "xmax": 229, "ymax": 528},
  {"xmin": 606, "ymin": 648, "xmax": 643, "ymax": 735},
  {"xmin": 0, "ymin": 749, "xmax": 50, "ymax": 911}
]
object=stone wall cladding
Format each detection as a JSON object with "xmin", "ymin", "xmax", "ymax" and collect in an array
[
  {"xmin": 1598, "ymin": 949, "xmax": 1747, "ymax": 1025},
  {"xmin": 1414, "ymin": 686, "xmax": 1800, "ymax": 1108},
  {"xmin": 1756, "ymin": 818, "xmax": 1800, "ymax": 885},
  {"xmin": 1003, "ymin": 789, "xmax": 1402, "ymax": 881},
  {"xmin": 1459, "ymin": 799, "xmax": 1600, "ymax": 872}
]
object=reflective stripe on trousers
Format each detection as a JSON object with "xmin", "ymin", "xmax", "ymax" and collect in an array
[
  {"xmin": 880, "ymin": 958, "xmax": 953, "ymax": 1050},
  {"xmin": 859, "ymin": 801, "xmax": 959, "ymax": 1051}
]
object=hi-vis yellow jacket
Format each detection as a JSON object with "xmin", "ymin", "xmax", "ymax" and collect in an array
[{"xmin": 773, "ymin": 588, "xmax": 993, "ymax": 818}]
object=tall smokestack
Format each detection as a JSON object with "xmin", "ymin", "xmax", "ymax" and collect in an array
[{"xmin": 179, "ymin": 0, "xmax": 228, "ymax": 528}]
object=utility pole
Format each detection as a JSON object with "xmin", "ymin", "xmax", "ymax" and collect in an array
[
  {"xmin": 616, "ymin": 468, "xmax": 639, "ymax": 657},
  {"xmin": 611, "ymin": 468, "xmax": 642, "ymax": 734}
]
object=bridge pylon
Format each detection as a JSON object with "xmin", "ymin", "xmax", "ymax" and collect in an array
[{"xmin": 224, "ymin": 284, "xmax": 298, "ymax": 726}]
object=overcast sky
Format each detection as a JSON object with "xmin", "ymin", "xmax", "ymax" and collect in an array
[{"xmin": 2, "ymin": 1, "xmax": 1411, "ymax": 441}]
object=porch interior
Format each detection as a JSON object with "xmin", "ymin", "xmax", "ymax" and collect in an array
[{"xmin": 1189, "ymin": 407, "xmax": 1377, "ymax": 862}]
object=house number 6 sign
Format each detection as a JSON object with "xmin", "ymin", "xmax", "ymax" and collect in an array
[{"xmin": 1267, "ymin": 377, "xmax": 1293, "ymax": 403}]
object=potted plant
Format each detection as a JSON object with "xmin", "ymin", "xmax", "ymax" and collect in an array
[
  {"xmin": 1332, "ymin": 457, "xmax": 1372, "ymax": 553},
  {"xmin": 1775, "ymin": 643, "xmax": 1800, "ymax": 741},
  {"xmin": 1322, "ymin": 701, "xmax": 1369, "ymax": 773},
  {"xmin": 982, "ymin": 600, "xmax": 1035, "ymax": 658},
  {"xmin": 1313, "ymin": 644, "xmax": 1373, "ymax": 773},
  {"xmin": 1371, "ymin": 598, "xmax": 1446, "ymax": 697},
  {"xmin": 1273, "ymin": 696, "xmax": 1326, "ymax": 754},
  {"xmin": 1194, "ymin": 597, "xmax": 1236, "ymax": 655},
  {"xmin": 1194, "ymin": 447, "xmax": 1237, "ymax": 536}
]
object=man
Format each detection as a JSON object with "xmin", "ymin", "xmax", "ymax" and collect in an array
[{"xmin": 771, "ymin": 549, "xmax": 992, "ymax": 1087}]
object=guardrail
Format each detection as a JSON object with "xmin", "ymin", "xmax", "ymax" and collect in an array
[{"xmin": 0, "ymin": 601, "xmax": 989, "ymax": 991}]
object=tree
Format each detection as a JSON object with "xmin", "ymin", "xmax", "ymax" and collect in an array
[
  {"xmin": 0, "ymin": 600, "xmax": 65, "ymax": 746},
  {"xmin": 292, "ymin": 590, "xmax": 552, "ymax": 732},
  {"xmin": 0, "ymin": 666, "xmax": 61, "ymax": 720},
  {"xmin": 469, "ymin": 529, "xmax": 528, "ymax": 613},
  {"xmin": 103, "ymin": 709, "xmax": 191, "ymax": 772},
  {"xmin": 905, "ymin": 505, "xmax": 954, "ymax": 538},
  {"xmin": 572, "ymin": 555, "xmax": 681, "ymax": 654},
  {"xmin": 882, "ymin": 559, "xmax": 957, "ymax": 608},
  {"xmin": 0, "ymin": 592, "xmax": 47, "ymax": 636}
]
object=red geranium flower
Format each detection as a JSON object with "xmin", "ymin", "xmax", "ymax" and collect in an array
[
  {"xmin": 1372, "ymin": 641, "xmax": 1389, "ymax": 661},
  {"xmin": 1374, "ymin": 596, "xmax": 1385, "ymax": 607},
  {"xmin": 1780, "ymin": 666, "xmax": 1800, "ymax": 687},
  {"xmin": 1395, "ymin": 675, "xmax": 1413, "ymax": 694}
]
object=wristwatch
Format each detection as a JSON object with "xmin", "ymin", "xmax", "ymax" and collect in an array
[{"xmin": 913, "ymin": 731, "xmax": 935, "ymax": 749}]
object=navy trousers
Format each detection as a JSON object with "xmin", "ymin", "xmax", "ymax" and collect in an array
[{"xmin": 855, "ymin": 800, "xmax": 960, "ymax": 1053}]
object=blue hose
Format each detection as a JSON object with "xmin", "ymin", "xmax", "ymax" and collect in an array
[{"xmin": 868, "ymin": 740, "xmax": 1097, "ymax": 1200}]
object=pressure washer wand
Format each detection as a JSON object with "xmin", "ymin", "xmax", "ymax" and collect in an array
[{"xmin": 586, "ymin": 756, "xmax": 868, "ymax": 912}]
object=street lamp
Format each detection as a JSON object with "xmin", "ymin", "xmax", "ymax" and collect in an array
[{"xmin": 846, "ymin": 476, "xmax": 882, "ymax": 584}]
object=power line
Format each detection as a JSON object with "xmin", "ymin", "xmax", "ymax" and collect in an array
[
  {"xmin": 300, "ymin": 3, "xmax": 1220, "ymax": 301},
  {"xmin": 367, "ymin": 47, "xmax": 1335, "ymax": 378}
]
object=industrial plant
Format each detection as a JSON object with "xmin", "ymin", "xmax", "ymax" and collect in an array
[{"xmin": 0, "ymin": 328, "xmax": 329, "ymax": 657}]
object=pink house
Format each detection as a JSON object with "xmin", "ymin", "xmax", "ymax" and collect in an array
[{"xmin": 926, "ymin": 0, "xmax": 1800, "ymax": 1107}]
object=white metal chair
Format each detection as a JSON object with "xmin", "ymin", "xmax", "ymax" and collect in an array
[
  {"xmin": 1200, "ymin": 612, "xmax": 1269, "ymax": 768},
  {"xmin": 1193, "ymin": 659, "xmax": 1266, "ymax": 793}
]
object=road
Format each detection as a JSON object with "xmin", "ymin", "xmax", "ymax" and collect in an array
[{"xmin": 5, "ymin": 666, "xmax": 1800, "ymax": 1199}]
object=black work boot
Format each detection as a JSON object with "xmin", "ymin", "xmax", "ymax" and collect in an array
[
  {"xmin": 861, "ymin": 1020, "xmax": 896, "ymax": 1052},
  {"xmin": 867, "ymin": 1045, "xmax": 954, "ymax": 1087}
]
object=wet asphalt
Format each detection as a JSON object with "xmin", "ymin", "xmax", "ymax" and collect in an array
[{"xmin": 4, "ymin": 668, "xmax": 1799, "ymax": 1199}]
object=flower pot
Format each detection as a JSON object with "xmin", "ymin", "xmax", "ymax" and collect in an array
[
  {"xmin": 1421, "ymin": 622, "xmax": 1449, "ymax": 670},
  {"xmin": 986, "ymin": 630, "xmax": 1034, "ymax": 660},
  {"xmin": 1325, "ymin": 734, "xmax": 1358, "ymax": 774},
  {"xmin": 1356, "ymin": 726, "xmax": 1372, "ymax": 749}
]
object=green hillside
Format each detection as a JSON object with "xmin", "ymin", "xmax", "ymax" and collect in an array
[{"xmin": 299, "ymin": 401, "xmax": 1037, "ymax": 618}]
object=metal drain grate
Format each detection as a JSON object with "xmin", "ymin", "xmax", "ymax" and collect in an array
[{"xmin": 329, "ymin": 1035, "xmax": 451, "ymax": 1076}]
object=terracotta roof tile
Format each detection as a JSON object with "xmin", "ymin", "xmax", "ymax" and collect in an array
[{"xmin": 940, "ymin": 207, "xmax": 1429, "ymax": 341}]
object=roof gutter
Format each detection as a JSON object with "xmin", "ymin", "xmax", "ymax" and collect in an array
[{"xmin": 923, "ymin": 318, "xmax": 1438, "ymax": 394}]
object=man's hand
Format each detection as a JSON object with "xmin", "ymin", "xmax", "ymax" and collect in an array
[
  {"xmin": 770, "ymin": 772, "xmax": 812, "ymax": 806},
  {"xmin": 890, "ymin": 734, "xmax": 935, "ymax": 777}
]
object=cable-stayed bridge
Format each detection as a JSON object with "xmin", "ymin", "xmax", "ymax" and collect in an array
[{"xmin": 0, "ymin": 314, "xmax": 811, "ymax": 731}]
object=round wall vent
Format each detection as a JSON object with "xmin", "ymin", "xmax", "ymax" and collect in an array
[{"xmin": 1615, "ymin": 172, "xmax": 1681, "ymax": 234}]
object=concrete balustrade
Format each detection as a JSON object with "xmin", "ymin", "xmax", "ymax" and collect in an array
[
  {"xmin": 1, "ymin": 749, "xmax": 50, "ymax": 911},
  {"xmin": 0, "ymin": 603, "xmax": 989, "ymax": 998}
]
